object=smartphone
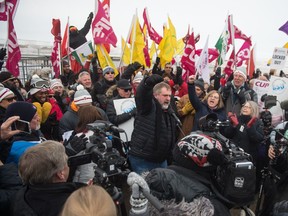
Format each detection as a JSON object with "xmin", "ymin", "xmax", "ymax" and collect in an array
[{"xmin": 12, "ymin": 119, "xmax": 31, "ymax": 134}]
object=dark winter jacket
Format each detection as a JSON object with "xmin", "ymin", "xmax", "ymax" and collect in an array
[
  {"xmin": 223, "ymin": 115, "xmax": 264, "ymax": 161},
  {"xmin": 92, "ymin": 79, "xmax": 117, "ymax": 110},
  {"xmin": 188, "ymin": 83, "xmax": 227, "ymax": 131},
  {"xmin": 59, "ymin": 70, "xmax": 75, "ymax": 88},
  {"xmin": 129, "ymin": 78, "xmax": 177, "ymax": 163},
  {"xmin": 219, "ymin": 82, "xmax": 258, "ymax": 115},
  {"xmin": 106, "ymin": 95, "xmax": 135, "ymax": 126},
  {"xmin": 0, "ymin": 163, "xmax": 22, "ymax": 216},
  {"xmin": 10, "ymin": 182, "xmax": 85, "ymax": 216},
  {"xmin": 145, "ymin": 166, "xmax": 231, "ymax": 216},
  {"xmin": 69, "ymin": 17, "xmax": 92, "ymax": 49}
]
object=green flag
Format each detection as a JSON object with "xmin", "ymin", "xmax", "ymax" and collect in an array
[{"xmin": 71, "ymin": 41, "xmax": 94, "ymax": 66}]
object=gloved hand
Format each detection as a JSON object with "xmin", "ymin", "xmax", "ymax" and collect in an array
[
  {"xmin": 145, "ymin": 74, "xmax": 163, "ymax": 87},
  {"xmin": 64, "ymin": 133, "xmax": 88, "ymax": 156},
  {"xmin": 223, "ymin": 81, "xmax": 232, "ymax": 96},
  {"xmin": 215, "ymin": 67, "xmax": 221, "ymax": 78},
  {"xmin": 155, "ymin": 57, "xmax": 160, "ymax": 65},
  {"xmin": 228, "ymin": 112, "xmax": 239, "ymax": 127},
  {"xmin": 129, "ymin": 107, "xmax": 137, "ymax": 117},
  {"xmin": 247, "ymin": 117, "xmax": 257, "ymax": 128},
  {"xmin": 237, "ymin": 89, "xmax": 246, "ymax": 105},
  {"xmin": 0, "ymin": 48, "xmax": 6, "ymax": 60},
  {"xmin": 88, "ymin": 12, "xmax": 93, "ymax": 20},
  {"xmin": 181, "ymin": 101, "xmax": 193, "ymax": 116}
]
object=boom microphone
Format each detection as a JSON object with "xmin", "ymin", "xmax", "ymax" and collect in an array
[
  {"xmin": 168, "ymin": 107, "xmax": 182, "ymax": 126},
  {"xmin": 280, "ymin": 100, "xmax": 288, "ymax": 111}
]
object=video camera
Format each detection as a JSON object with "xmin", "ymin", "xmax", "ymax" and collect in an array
[
  {"xmin": 68, "ymin": 121, "xmax": 128, "ymax": 177},
  {"xmin": 198, "ymin": 113, "xmax": 256, "ymax": 206}
]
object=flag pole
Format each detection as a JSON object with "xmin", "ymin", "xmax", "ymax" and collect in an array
[{"xmin": 118, "ymin": 14, "xmax": 135, "ymax": 70}]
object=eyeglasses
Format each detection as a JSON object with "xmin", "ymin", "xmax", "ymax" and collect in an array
[
  {"xmin": 3, "ymin": 96, "xmax": 17, "ymax": 102},
  {"xmin": 106, "ymin": 72, "xmax": 114, "ymax": 75},
  {"xmin": 122, "ymin": 88, "xmax": 132, "ymax": 92},
  {"xmin": 31, "ymin": 80, "xmax": 49, "ymax": 89},
  {"xmin": 243, "ymin": 105, "xmax": 252, "ymax": 109}
]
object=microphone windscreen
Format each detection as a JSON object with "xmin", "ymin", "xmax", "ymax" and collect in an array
[
  {"xmin": 280, "ymin": 100, "xmax": 288, "ymax": 111},
  {"xmin": 207, "ymin": 148, "xmax": 228, "ymax": 166}
]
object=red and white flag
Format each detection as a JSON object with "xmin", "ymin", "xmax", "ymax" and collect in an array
[
  {"xmin": 143, "ymin": 7, "xmax": 162, "ymax": 44},
  {"xmin": 181, "ymin": 31, "xmax": 196, "ymax": 81},
  {"xmin": 0, "ymin": 0, "xmax": 18, "ymax": 21},
  {"xmin": 51, "ymin": 41, "xmax": 60, "ymax": 78},
  {"xmin": 51, "ymin": 19, "xmax": 61, "ymax": 78},
  {"xmin": 236, "ymin": 38, "xmax": 251, "ymax": 67},
  {"xmin": 195, "ymin": 48, "xmax": 219, "ymax": 63},
  {"xmin": 223, "ymin": 49, "xmax": 235, "ymax": 77},
  {"xmin": 101, "ymin": 0, "xmax": 111, "ymax": 53},
  {"xmin": 61, "ymin": 20, "xmax": 69, "ymax": 58},
  {"xmin": 92, "ymin": 0, "xmax": 117, "ymax": 47},
  {"xmin": 6, "ymin": 9, "xmax": 21, "ymax": 77}
]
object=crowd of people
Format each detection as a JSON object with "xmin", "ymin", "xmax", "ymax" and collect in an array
[{"xmin": 0, "ymin": 16, "xmax": 288, "ymax": 214}]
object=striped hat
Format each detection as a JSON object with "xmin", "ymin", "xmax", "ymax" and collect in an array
[
  {"xmin": 0, "ymin": 86, "xmax": 14, "ymax": 102},
  {"xmin": 74, "ymin": 85, "xmax": 92, "ymax": 105}
]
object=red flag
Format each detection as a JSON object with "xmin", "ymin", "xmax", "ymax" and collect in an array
[
  {"xmin": 223, "ymin": 49, "xmax": 235, "ymax": 77},
  {"xmin": 234, "ymin": 25, "xmax": 251, "ymax": 44},
  {"xmin": 61, "ymin": 21, "xmax": 69, "ymax": 58},
  {"xmin": 247, "ymin": 46, "xmax": 255, "ymax": 78},
  {"xmin": 195, "ymin": 48, "xmax": 219, "ymax": 63},
  {"xmin": 0, "ymin": 0, "xmax": 18, "ymax": 21},
  {"xmin": 6, "ymin": 9, "xmax": 21, "ymax": 77},
  {"xmin": 51, "ymin": 41, "xmax": 60, "ymax": 78},
  {"xmin": 92, "ymin": 0, "xmax": 117, "ymax": 47},
  {"xmin": 236, "ymin": 39, "xmax": 251, "ymax": 67},
  {"xmin": 101, "ymin": 0, "xmax": 111, "ymax": 53},
  {"xmin": 181, "ymin": 31, "xmax": 196, "ymax": 81},
  {"xmin": 51, "ymin": 19, "xmax": 61, "ymax": 42},
  {"xmin": 143, "ymin": 7, "xmax": 162, "ymax": 44},
  {"xmin": 142, "ymin": 25, "xmax": 151, "ymax": 67}
]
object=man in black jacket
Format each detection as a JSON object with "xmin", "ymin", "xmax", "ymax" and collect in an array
[{"xmin": 128, "ymin": 74, "xmax": 177, "ymax": 174}]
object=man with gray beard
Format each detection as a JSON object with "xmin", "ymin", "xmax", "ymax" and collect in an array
[{"xmin": 128, "ymin": 74, "xmax": 177, "ymax": 174}]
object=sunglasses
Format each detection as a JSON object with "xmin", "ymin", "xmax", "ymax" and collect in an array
[
  {"xmin": 3, "ymin": 96, "xmax": 17, "ymax": 102},
  {"xmin": 31, "ymin": 80, "xmax": 49, "ymax": 89},
  {"xmin": 122, "ymin": 88, "xmax": 132, "ymax": 92},
  {"xmin": 106, "ymin": 72, "xmax": 115, "ymax": 75}
]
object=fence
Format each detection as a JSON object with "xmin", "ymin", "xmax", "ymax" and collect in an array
[{"xmin": 1, "ymin": 56, "xmax": 52, "ymax": 85}]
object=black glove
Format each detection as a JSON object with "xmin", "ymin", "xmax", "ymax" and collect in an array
[
  {"xmin": 215, "ymin": 67, "xmax": 221, "ymax": 77},
  {"xmin": 155, "ymin": 57, "xmax": 160, "ymax": 65},
  {"xmin": 237, "ymin": 89, "xmax": 246, "ymax": 105},
  {"xmin": 223, "ymin": 81, "xmax": 232, "ymax": 96},
  {"xmin": 145, "ymin": 74, "xmax": 163, "ymax": 87},
  {"xmin": 129, "ymin": 107, "xmax": 137, "ymax": 117},
  {"xmin": 88, "ymin": 12, "xmax": 93, "ymax": 20},
  {"xmin": 0, "ymin": 48, "xmax": 6, "ymax": 60},
  {"xmin": 64, "ymin": 133, "xmax": 88, "ymax": 156}
]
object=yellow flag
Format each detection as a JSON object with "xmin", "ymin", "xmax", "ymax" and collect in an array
[
  {"xmin": 168, "ymin": 16, "xmax": 177, "ymax": 51},
  {"xmin": 149, "ymin": 41, "xmax": 156, "ymax": 61},
  {"xmin": 130, "ymin": 17, "xmax": 146, "ymax": 66},
  {"xmin": 121, "ymin": 37, "xmax": 131, "ymax": 65},
  {"xmin": 158, "ymin": 26, "xmax": 174, "ymax": 67},
  {"xmin": 176, "ymin": 38, "xmax": 185, "ymax": 56},
  {"xmin": 96, "ymin": 44, "xmax": 119, "ymax": 77}
]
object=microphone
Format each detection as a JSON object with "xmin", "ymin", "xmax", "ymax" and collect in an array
[
  {"xmin": 280, "ymin": 100, "xmax": 288, "ymax": 111},
  {"xmin": 106, "ymin": 122, "xmax": 125, "ymax": 133},
  {"xmin": 168, "ymin": 107, "xmax": 182, "ymax": 126}
]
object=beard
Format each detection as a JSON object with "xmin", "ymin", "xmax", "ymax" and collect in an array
[{"xmin": 162, "ymin": 103, "xmax": 169, "ymax": 110}]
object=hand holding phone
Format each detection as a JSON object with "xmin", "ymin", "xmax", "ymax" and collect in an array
[{"xmin": 12, "ymin": 119, "xmax": 31, "ymax": 134}]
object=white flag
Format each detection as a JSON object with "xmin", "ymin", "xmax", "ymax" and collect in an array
[{"xmin": 196, "ymin": 36, "xmax": 210, "ymax": 84}]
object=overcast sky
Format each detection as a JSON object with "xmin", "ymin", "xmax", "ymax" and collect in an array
[{"xmin": 0, "ymin": 0, "xmax": 287, "ymax": 62}]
